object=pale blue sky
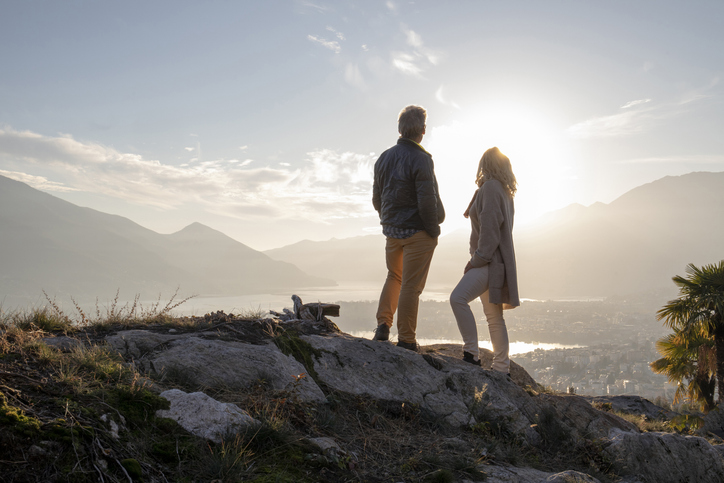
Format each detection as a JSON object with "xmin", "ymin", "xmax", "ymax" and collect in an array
[{"xmin": 1, "ymin": 1, "xmax": 722, "ymax": 249}]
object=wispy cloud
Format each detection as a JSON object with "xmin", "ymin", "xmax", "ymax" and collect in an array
[
  {"xmin": 435, "ymin": 85, "xmax": 460, "ymax": 109},
  {"xmin": 390, "ymin": 25, "xmax": 441, "ymax": 77},
  {"xmin": 615, "ymin": 154, "xmax": 724, "ymax": 165},
  {"xmin": 0, "ymin": 169, "xmax": 78, "ymax": 192},
  {"xmin": 567, "ymin": 110, "xmax": 646, "ymax": 139},
  {"xmin": 621, "ymin": 99, "xmax": 651, "ymax": 109},
  {"xmin": 679, "ymin": 76, "xmax": 719, "ymax": 105},
  {"xmin": 345, "ymin": 63, "xmax": 367, "ymax": 90},
  {"xmin": 307, "ymin": 34, "xmax": 341, "ymax": 53},
  {"xmin": 326, "ymin": 26, "xmax": 345, "ymax": 40},
  {"xmin": 298, "ymin": 1, "xmax": 329, "ymax": 13},
  {"xmin": 0, "ymin": 127, "xmax": 376, "ymax": 222}
]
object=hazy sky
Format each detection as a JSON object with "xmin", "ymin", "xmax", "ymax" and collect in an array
[{"xmin": 1, "ymin": 1, "xmax": 723, "ymax": 250}]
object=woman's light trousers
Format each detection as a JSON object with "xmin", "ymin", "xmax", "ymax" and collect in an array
[{"xmin": 450, "ymin": 265, "xmax": 510, "ymax": 373}]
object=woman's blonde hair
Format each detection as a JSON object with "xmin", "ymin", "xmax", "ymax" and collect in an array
[{"xmin": 475, "ymin": 147, "xmax": 517, "ymax": 198}]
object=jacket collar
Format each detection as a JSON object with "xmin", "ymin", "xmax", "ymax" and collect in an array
[{"xmin": 397, "ymin": 137, "xmax": 431, "ymax": 156}]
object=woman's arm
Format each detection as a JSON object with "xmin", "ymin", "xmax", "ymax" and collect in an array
[{"xmin": 469, "ymin": 181, "xmax": 505, "ymax": 268}]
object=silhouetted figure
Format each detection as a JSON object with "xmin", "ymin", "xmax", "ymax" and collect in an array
[
  {"xmin": 450, "ymin": 147, "xmax": 520, "ymax": 372},
  {"xmin": 371, "ymin": 105, "xmax": 445, "ymax": 351}
]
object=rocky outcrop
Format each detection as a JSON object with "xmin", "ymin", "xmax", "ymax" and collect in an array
[
  {"xmin": 99, "ymin": 310, "xmax": 724, "ymax": 483},
  {"xmin": 582, "ymin": 395, "xmax": 678, "ymax": 420},
  {"xmin": 603, "ymin": 428, "xmax": 724, "ymax": 482}
]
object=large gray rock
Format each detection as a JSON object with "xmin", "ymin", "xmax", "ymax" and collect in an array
[
  {"xmin": 301, "ymin": 333, "xmax": 636, "ymax": 441},
  {"xmin": 301, "ymin": 333, "xmax": 474, "ymax": 426},
  {"xmin": 544, "ymin": 471, "xmax": 601, "ymax": 482},
  {"xmin": 480, "ymin": 465, "xmax": 601, "ymax": 482},
  {"xmin": 107, "ymin": 331, "xmax": 326, "ymax": 403},
  {"xmin": 603, "ymin": 428, "xmax": 724, "ymax": 483},
  {"xmin": 156, "ymin": 389, "xmax": 259, "ymax": 443},
  {"xmin": 582, "ymin": 395, "xmax": 677, "ymax": 420},
  {"xmin": 701, "ymin": 405, "xmax": 724, "ymax": 439},
  {"xmin": 105, "ymin": 329, "xmax": 186, "ymax": 359},
  {"xmin": 538, "ymin": 394, "xmax": 639, "ymax": 441}
]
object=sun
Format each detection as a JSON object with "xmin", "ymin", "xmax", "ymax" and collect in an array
[{"xmin": 426, "ymin": 102, "xmax": 577, "ymax": 234}]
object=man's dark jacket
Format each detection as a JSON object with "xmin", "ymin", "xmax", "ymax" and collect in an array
[{"xmin": 372, "ymin": 137, "xmax": 445, "ymax": 238}]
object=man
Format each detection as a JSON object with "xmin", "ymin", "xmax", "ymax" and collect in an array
[{"xmin": 371, "ymin": 105, "xmax": 445, "ymax": 351}]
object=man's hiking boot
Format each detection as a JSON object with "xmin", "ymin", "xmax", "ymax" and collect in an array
[
  {"xmin": 372, "ymin": 324, "xmax": 390, "ymax": 341},
  {"xmin": 463, "ymin": 351, "xmax": 481, "ymax": 366},
  {"xmin": 396, "ymin": 340, "xmax": 420, "ymax": 352}
]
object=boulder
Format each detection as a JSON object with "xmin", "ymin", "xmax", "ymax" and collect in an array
[
  {"xmin": 156, "ymin": 389, "xmax": 259, "ymax": 443},
  {"xmin": 105, "ymin": 330, "xmax": 186, "ymax": 359},
  {"xmin": 602, "ymin": 428, "xmax": 724, "ymax": 483},
  {"xmin": 544, "ymin": 471, "xmax": 601, "ymax": 482},
  {"xmin": 701, "ymin": 405, "xmax": 724, "ymax": 439},
  {"xmin": 582, "ymin": 395, "xmax": 677, "ymax": 420},
  {"xmin": 40, "ymin": 336, "xmax": 83, "ymax": 352},
  {"xmin": 107, "ymin": 331, "xmax": 326, "ymax": 403}
]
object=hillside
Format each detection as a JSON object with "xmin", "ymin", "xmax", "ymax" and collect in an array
[
  {"xmin": 265, "ymin": 171, "xmax": 724, "ymax": 299},
  {"xmin": 0, "ymin": 175, "xmax": 334, "ymax": 305},
  {"xmin": 2, "ymin": 306, "xmax": 723, "ymax": 482}
]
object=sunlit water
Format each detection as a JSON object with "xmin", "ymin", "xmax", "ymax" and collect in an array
[
  {"xmin": 133, "ymin": 283, "xmax": 583, "ymax": 356},
  {"xmin": 348, "ymin": 332, "xmax": 579, "ymax": 355}
]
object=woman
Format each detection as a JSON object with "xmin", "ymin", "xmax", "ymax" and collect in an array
[{"xmin": 450, "ymin": 146, "xmax": 520, "ymax": 373}]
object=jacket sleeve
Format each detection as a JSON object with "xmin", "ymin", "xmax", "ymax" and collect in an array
[
  {"xmin": 372, "ymin": 157, "xmax": 382, "ymax": 214},
  {"xmin": 470, "ymin": 181, "xmax": 505, "ymax": 268},
  {"xmin": 415, "ymin": 158, "xmax": 442, "ymax": 238}
]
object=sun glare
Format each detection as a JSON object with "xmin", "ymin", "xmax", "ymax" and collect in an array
[{"xmin": 427, "ymin": 102, "xmax": 576, "ymax": 234}]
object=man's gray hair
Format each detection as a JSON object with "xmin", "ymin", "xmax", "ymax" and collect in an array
[{"xmin": 398, "ymin": 105, "xmax": 427, "ymax": 139}]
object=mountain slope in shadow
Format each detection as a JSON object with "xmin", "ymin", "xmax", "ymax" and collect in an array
[{"xmin": 0, "ymin": 175, "xmax": 334, "ymax": 305}]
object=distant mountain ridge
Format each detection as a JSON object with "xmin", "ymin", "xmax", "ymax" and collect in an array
[
  {"xmin": 0, "ymin": 175, "xmax": 334, "ymax": 305},
  {"xmin": 265, "ymin": 171, "xmax": 724, "ymax": 299}
]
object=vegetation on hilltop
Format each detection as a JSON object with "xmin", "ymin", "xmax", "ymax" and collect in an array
[{"xmin": 0, "ymin": 297, "xmax": 712, "ymax": 482}]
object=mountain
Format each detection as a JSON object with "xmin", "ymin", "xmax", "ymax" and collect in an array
[
  {"xmin": 0, "ymin": 175, "xmax": 334, "ymax": 305},
  {"xmin": 265, "ymin": 171, "xmax": 724, "ymax": 299}
]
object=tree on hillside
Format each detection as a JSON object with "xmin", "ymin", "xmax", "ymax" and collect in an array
[
  {"xmin": 650, "ymin": 328, "xmax": 716, "ymax": 411},
  {"xmin": 656, "ymin": 261, "xmax": 724, "ymax": 408}
]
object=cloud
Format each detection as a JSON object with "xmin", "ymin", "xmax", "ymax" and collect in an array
[
  {"xmin": 567, "ymin": 110, "xmax": 645, "ymax": 139},
  {"xmin": 0, "ymin": 127, "xmax": 376, "ymax": 222},
  {"xmin": 391, "ymin": 52, "xmax": 424, "ymax": 77},
  {"xmin": 621, "ymin": 99, "xmax": 652, "ymax": 109},
  {"xmin": 386, "ymin": 1, "xmax": 397, "ymax": 12},
  {"xmin": 307, "ymin": 34, "xmax": 341, "ymax": 53},
  {"xmin": 435, "ymin": 85, "xmax": 460, "ymax": 109},
  {"xmin": 361, "ymin": 44, "xmax": 369, "ymax": 51},
  {"xmin": 326, "ymin": 26, "xmax": 345, "ymax": 40},
  {"xmin": 298, "ymin": 1, "xmax": 329, "ymax": 13},
  {"xmin": 238, "ymin": 145, "xmax": 248, "ymax": 151},
  {"xmin": 615, "ymin": 154, "xmax": 724, "ymax": 165},
  {"xmin": 679, "ymin": 76, "xmax": 719, "ymax": 105},
  {"xmin": 0, "ymin": 169, "xmax": 78, "ymax": 192},
  {"xmin": 184, "ymin": 147, "xmax": 194, "ymax": 151},
  {"xmin": 390, "ymin": 26, "xmax": 441, "ymax": 77},
  {"xmin": 345, "ymin": 63, "xmax": 367, "ymax": 90}
]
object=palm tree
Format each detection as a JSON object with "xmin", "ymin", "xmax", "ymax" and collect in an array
[
  {"xmin": 650, "ymin": 328, "xmax": 716, "ymax": 411},
  {"xmin": 657, "ymin": 261, "xmax": 724, "ymax": 405}
]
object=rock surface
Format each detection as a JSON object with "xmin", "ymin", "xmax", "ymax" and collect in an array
[
  {"xmin": 156, "ymin": 389, "xmax": 259, "ymax": 443},
  {"xmin": 108, "ymin": 331, "xmax": 327, "ymax": 403},
  {"xmin": 99, "ymin": 317, "xmax": 724, "ymax": 483},
  {"xmin": 582, "ymin": 395, "xmax": 677, "ymax": 420},
  {"xmin": 603, "ymin": 428, "xmax": 724, "ymax": 483}
]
